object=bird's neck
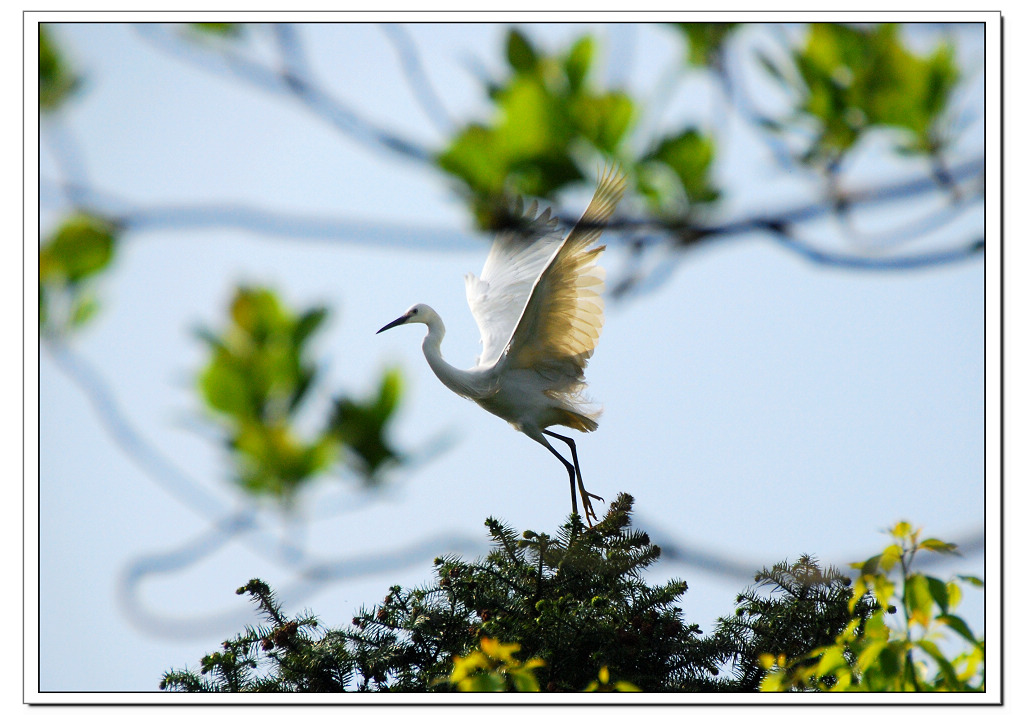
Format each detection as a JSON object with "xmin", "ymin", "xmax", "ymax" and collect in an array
[{"xmin": 421, "ymin": 321, "xmax": 479, "ymax": 399}]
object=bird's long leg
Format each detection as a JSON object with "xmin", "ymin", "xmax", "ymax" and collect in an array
[
  {"xmin": 544, "ymin": 430, "xmax": 602, "ymax": 526},
  {"xmin": 535, "ymin": 435, "xmax": 579, "ymax": 518}
]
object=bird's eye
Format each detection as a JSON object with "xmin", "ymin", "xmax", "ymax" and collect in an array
[{"xmin": 411, "ymin": 307, "xmax": 419, "ymax": 315}]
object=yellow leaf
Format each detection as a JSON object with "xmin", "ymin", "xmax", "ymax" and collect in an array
[
  {"xmin": 947, "ymin": 580, "xmax": 962, "ymax": 611},
  {"xmin": 450, "ymin": 651, "xmax": 488, "ymax": 683},
  {"xmin": 612, "ymin": 680, "xmax": 642, "ymax": 692},
  {"xmin": 479, "ymin": 637, "xmax": 519, "ymax": 664},
  {"xmin": 815, "ymin": 646, "xmax": 848, "ymax": 677},
  {"xmin": 760, "ymin": 671, "xmax": 788, "ymax": 692},
  {"xmin": 879, "ymin": 543, "xmax": 903, "ymax": 572},
  {"xmin": 849, "ymin": 579, "xmax": 867, "ymax": 613},
  {"xmin": 856, "ymin": 640, "xmax": 887, "ymax": 672}
]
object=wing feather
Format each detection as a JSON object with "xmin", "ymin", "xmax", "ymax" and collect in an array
[
  {"xmin": 502, "ymin": 166, "xmax": 627, "ymax": 383},
  {"xmin": 465, "ymin": 198, "xmax": 564, "ymax": 367}
]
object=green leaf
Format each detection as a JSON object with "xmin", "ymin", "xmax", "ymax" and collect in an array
[
  {"xmin": 946, "ymin": 580, "xmax": 962, "ymax": 611},
  {"xmin": 919, "ymin": 537, "xmax": 958, "ymax": 554},
  {"xmin": 917, "ymin": 640, "xmax": 960, "ymax": 687},
  {"xmin": 675, "ymin": 22, "xmax": 740, "ymax": 66},
  {"xmin": 878, "ymin": 543, "xmax": 902, "ymax": 572},
  {"xmin": 200, "ymin": 358, "xmax": 253, "ymax": 418},
  {"xmin": 572, "ymin": 91, "xmax": 634, "ymax": 153},
  {"xmin": 815, "ymin": 645, "xmax": 848, "ymax": 677},
  {"xmin": 786, "ymin": 23, "xmax": 960, "ymax": 160},
  {"xmin": 69, "ymin": 293, "xmax": 100, "ymax": 328},
  {"xmin": 328, "ymin": 368, "xmax": 403, "ymax": 479},
  {"xmin": 499, "ymin": 76, "xmax": 566, "ymax": 157},
  {"xmin": 642, "ymin": 128, "xmax": 719, "ymax": 207},
  {"xmin": 905, "ymin": 573, "xmax": 934, "ymax": 626},
  {"xmin": 506, "ymin": 29, "xmax": 539, "ymax": 73},
  {"xmin": 855, "ymin": 554, "xmax": 881, "ymax": 575},
  {"xmin": 293, "ymin": 306, "xmax": 328, "ymax": 347},
  {"xmin": 39, "ymin": 285, "xmax": 48, "ymax": 329},
  {"xmin": 436, "ymin": 29, "xmax": 624, "ymax": 228},
  {"xmin": 374, "ymin": 367, "xmax": 403, "ymax": 422},
  {"xmin": 863, "ymin": 610, "xmax": 889, "ymax": 640},
  {"xmin": 956, "ymin": 574, "xmax": 984, "ymax": 588},
  {"xmin": 41, "ymin": 213, "xmax": 117, "ymax": 283},
  {"xmin": 231, "ymin": 287, "xmax": 285, "ymax": 338},
  {"xmin": 936, "ymin": 614, "xmax": 978, "ymax": 645},
  {"xmin": 856, "ymin": 639, "xmax": 887, "ymax": 672},
  {"xmin": 196, "ymin": 286, "xmax": 351, "ymax": 499},
  {"xmin": 190, "ymin": 23, "xmax": 241, "ymax": 37},
  {"xmin": 875, "ymin": 643, "xmax": 902, "ymax": 680},
  {"xmin": 460, "ymin": 671, "xmax": 505, "ymax": 692},
  {"xmin": 926, "ymin": 575, "xmax": 950, "ymax": 615},
  {"xmin": 437, "ymin": 124, "xmax": 508, "ymax": 197},
  {"xmin": 564, "ymin": 36, "xmax": 594, "ymax": 92},
  {"xmin": 39, "ymin": 25, "xmax": 78, "ymax": 110},
  {"xmin": 511, "ymin": 669, "xmax": 540, "ymax": 692}
]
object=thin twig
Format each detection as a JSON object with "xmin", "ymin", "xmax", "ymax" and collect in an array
[
  {"xmin": 378, "ymin": 23, "xmax": 454, "ymax": 134},
  {"xmin": 132, "ymin": 23, "xmax": 432, "ymax": 163}
]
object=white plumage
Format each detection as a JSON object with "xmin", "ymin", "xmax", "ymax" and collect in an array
[{"xmin": 377, "ymin": 167, "xmax": 626, "ymax": 525}]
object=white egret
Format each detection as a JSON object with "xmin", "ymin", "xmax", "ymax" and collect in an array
[{"xmin": 377, "ymin": 167, "xmax": 626, "ymax": 525}]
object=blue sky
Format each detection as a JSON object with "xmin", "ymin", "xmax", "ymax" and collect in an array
[{"xmin": 32, "ymin": 19, "xmax": 993, "ymax": 696}]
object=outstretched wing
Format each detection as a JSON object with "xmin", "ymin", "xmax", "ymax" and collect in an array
[
  {"xmin": 499, "ymin": 166, "xmax": 626, "ymax": 379},
  {"xmin": 465, "ymin": 198, "xmax": 565, "ymax": 368}
]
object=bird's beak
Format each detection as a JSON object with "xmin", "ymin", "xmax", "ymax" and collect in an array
[{"xmin": 376, "ymin": 313, "xmax": 412, "ymax": 334}]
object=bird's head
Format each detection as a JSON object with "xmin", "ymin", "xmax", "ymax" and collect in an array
[{"xmin": 376, "ymin": 304, "xmax": 436, "ymax": 334}]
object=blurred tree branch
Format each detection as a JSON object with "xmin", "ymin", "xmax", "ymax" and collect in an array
[{"xmin": 43, "ymin": 22, "xmax": 983, "ymax": 303}]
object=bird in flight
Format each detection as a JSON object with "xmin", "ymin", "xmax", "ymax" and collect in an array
[{"xmin": 377, "ymin": 167, "xmax": 626, "ymax": 526}]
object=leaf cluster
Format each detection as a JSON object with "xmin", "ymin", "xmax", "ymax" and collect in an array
[
  {"xmin": 444, "ymin": 636, "xmax": 546, "ymax": 692},
  {"xmin": 672, "ymin": 22, "xmax": 741, "ymax": 67},
  {"xmin": 39, "ymin": 25, "xmax": 79, "ymax": 111},
  {"xmin": 762, "ymin": 23, "xmax": 960, "ymax": 166},
  {"xmin": 437, "ymin": 23, "xmax": 964, "ymax": 235},
  {"xmin": 438, "ymin": 28, "xmax": 724, "ymax": 228},
  {"xmin": 197, "ymin": 286, "xmax": 403, "ymax": 500},
  {"xmin": 39, "ymin": 212, "xmax": 118, "ymax": 335},
  {"xmin": 438, "ymin": 29, "xmax": 634, "ymax": 228},
  {"xmin": 760, "ymin": 522, "xmax": 984, "ymax": 692}
]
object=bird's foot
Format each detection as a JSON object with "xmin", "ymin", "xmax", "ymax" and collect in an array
[{"xmin": 579, "ymin": 485, "xmax": 603, "ymax": 527}]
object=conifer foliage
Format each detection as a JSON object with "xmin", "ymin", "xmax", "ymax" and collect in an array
[
  {"xmin": 708, "ymin": 555, "xmax": 879, "ymax": 691},
  {"xmin": 159, "ymin": 495, "xmax": 878, "ymax": 693}
]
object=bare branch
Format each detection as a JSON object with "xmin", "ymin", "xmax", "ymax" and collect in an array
[
  {"xmin": 117, "ymin": 530, "xmax": 485, "ymax": 639},
  {"xmin": 378, "ymin": 23, "xmax": 455, "ymax": 134},
  {"xmin": 132, "ymin": 23, "xmax": 432, "ymax": 163}
]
